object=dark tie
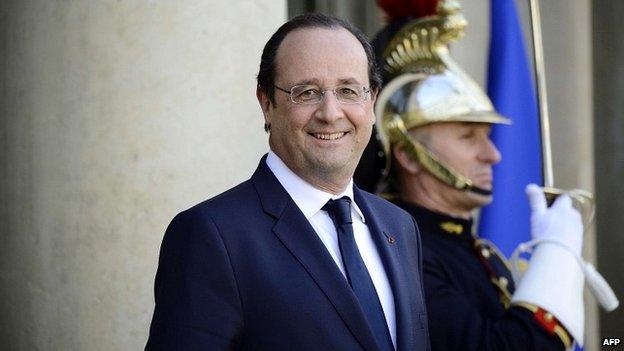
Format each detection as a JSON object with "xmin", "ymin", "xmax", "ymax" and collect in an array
[{"xmin": 322, "ymin": 197, "xmax": 394, "ymax": 351}]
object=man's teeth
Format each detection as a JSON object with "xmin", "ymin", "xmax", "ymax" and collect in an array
[{"xmin": 312, "ymin": 132, "xmax": 346, "ymax": 140}]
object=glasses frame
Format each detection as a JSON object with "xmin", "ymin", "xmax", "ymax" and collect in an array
[{"xmin": 274, "ymin": 84, "xmax": 371, "ymax": 105}]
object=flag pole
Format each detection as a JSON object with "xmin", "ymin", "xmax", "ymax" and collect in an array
[{"xmin": 528, "ymin": 0, "xmax": 554, "ymax": 188}]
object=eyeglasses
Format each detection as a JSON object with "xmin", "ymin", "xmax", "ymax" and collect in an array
[{"xmin": 274, "ymin": 84, "xmax": 371, "ymax": 105}]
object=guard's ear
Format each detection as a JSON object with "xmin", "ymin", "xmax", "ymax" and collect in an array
[{"xmin": 393, "ymin": 144, "xmax": 421, "ymax": 175}]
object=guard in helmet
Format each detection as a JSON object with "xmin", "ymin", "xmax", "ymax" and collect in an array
[{"xmin": 359, "ymin": 0, "xmax": 586, "ymax": 349}]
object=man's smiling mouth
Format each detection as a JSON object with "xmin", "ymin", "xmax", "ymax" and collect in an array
[{"xmin": 310, "ymin": 132, "xmax": 347, "ymax": 140}]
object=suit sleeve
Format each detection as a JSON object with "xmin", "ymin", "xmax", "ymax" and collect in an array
[
  {"xmin": 411, "ymin": 216, "xmax": 432, "ymax": 351},
  {"xmin": 145, "ymin": 211, "xmax": 243, "ymax": 350},
  {"xmin": 422, "ymin": 252, "xmax": 564, "ymax": 351}
]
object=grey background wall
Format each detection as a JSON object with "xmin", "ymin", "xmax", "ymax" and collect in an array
[
  {"xmin": 1, "ymin": 1, "xmax": 285, "ymax": 349},
  {"xmin": 0, "ymin": 0, "xmax": 619, "ymax": 350}
]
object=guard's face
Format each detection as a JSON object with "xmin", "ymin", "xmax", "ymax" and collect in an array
[
  {"xmin": 258, "ymin": 27, "xmax": 375, "ymax": 192},
  {"xmin": 417, "ymin": 122, "xmax": 501, "ymax": 210}
]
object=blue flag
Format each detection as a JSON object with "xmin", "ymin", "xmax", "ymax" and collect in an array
[
  {"xmin": 479, "ymin": 3, "xmax": 582, "ymax": 349},
  {"xmin": 478, "ymin": 0, "xmax": 542, "ymax": 257}
]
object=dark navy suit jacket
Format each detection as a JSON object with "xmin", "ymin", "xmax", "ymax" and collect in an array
[{"xmin": 146, "ymin": 157, "xmax": 430, "ymax": 350}]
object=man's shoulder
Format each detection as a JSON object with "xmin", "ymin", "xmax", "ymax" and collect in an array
[{"xmin": 178, "ymin": 179, "xmax": 259, "ymax": 221}]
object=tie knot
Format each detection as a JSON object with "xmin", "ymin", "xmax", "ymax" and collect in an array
[{"xmin": 322, "ymin": 196, "xmax": 353, "ymax": 227}]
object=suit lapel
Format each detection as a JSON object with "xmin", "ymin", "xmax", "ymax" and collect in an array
[
  {"xmin": 251, "ymin": 157, "xmax": 380, "ymax": 351},
  {"xmin": 354, "ymin": 187, "xmax": 414, "ymax": 351}
]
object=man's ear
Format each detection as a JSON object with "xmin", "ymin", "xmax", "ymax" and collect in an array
[
  {"xmin": 256, "ymin": 87, "xmax": 273, "ymax": 129},
  {"xmin": 393, "ymin": 144, "xmax": 420, "ymax": 175},
  {"xmin": 369, "ymin": 87, "xmax": 379, "ymax": 124},
  {"xmin": 370, "ymin": 87, "xmax": 378, "ymax": 105}
]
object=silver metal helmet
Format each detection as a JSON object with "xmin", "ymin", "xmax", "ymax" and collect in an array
[{"xmin": 375, "ymin": 0, "xmax": 510, "ymax": 195}]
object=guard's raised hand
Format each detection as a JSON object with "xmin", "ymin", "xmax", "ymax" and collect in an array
[{"xmin": 525, "ymin": 183, "xmax": 583, "ymax": 256}]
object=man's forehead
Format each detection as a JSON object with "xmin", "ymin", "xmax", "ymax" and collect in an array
[
  {"xmin": 411, "ymin": 121, "xmax": 492, "ymax": 137},
  {"xmin": 274, "ymin": 27, "xmax": 368, "ymax": 83},
  {"xmin": 435, "ymin": 121, "xmax": 492, "ymax": 131},
  {"xmin": 278, "ymin": 26, "xmax": 359, "ymax": 50},
  {"xmin": 455, "ymin": 122, "xmax": 492, "ymax": 129}
]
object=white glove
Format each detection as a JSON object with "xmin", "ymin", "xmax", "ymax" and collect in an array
[
  {"xmin": 511, "ymin": 184, "xmax": 619, "ymax": 347},
  {"xmin": 521, "ymin": 184, "xmax": 619, "ymax": 313},
  {"xmin": 525, "ymin": 183, "xmax": 583, "ymax": 256},
  {"xmin": 511, "ymin": 184, "xmax": 586, "ymax": 346}
]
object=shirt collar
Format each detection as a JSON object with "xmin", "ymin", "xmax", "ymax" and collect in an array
[{"xmin": 266, "ymin": 151, "xmax": 365, "ymax": 222}]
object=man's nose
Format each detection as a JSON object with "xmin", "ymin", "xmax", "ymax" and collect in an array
[
  {"xmin": 314, "ymin": 91, "xmax": 345, "ymax": 123},
  {"xmin": 479, "ymin": 137, "xmax": 502, "ymax": 164}
]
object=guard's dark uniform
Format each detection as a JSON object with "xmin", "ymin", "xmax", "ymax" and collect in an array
[{"xmin": 394, "ymin": 199, "xmax": 566, "ymax": 351}]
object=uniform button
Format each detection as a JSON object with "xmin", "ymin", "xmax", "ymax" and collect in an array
[
  {"xmin": 499, "ymin": 277, "xmax": 508, "ymax": 287},
  {"xmin": 388, "ymin": 236, "xmax": 396, "ymax": 244},
  {"xmin": 481, "ymin": 248, "xmax": 491, "ymax": 258}
]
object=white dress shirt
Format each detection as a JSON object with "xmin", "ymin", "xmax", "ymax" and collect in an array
[{"xmin": 266, "ymin": 151, "xmax": 396, "ymax": 348}]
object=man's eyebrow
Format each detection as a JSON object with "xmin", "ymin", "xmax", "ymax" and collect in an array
[
  {"xmin": 290, "ymin": 78, "xmax": 364, "ymax": 86},
  {"xmin": 337, "ymin": 78, "xmax": 361, "ymax": 85},
  {"xmin": 292, "ymin": 79, "xmax": 321, "ymax": 86}
]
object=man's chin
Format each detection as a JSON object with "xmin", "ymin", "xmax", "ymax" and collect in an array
[
  {"xmin": 469, "ymin": 191, "xmax": 494, "ymax": 207},
  {"xmin": 307, "ymin": 152, "xmax": 355, "ymax": 171}
]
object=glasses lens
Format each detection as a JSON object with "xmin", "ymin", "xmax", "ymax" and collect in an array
[
  {"xmin": 289, "ymin": 85, "xmax": 369, "ymax": 104},
  {"xmin": 335, "ymin": 85, "xmax": 365, "ymax": 104},
  {"xmin": 291, "ymin": 86, "xmax": 322, "ymax": 104}
]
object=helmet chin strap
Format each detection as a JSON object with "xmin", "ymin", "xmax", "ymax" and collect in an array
[
  {"xmin": 469, "ymin": 185, "xmax": 492, "ymax": 196},
  {"xmin": 408, "ymin": 137, "xmax": 493, "ymax": 196},
  {"xmin": 385, "ymin": 114, "xmax": 494, "ymax": 197},
  {"xmin": 391, "ymin": 117, "xmax": 493, "ymax": 197}
]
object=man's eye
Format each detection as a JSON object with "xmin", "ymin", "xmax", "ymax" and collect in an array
[
  {"xmin": 338, "ymin": 87, "xmax": 358, "ymax": 96},
  {"xmin": 460, "ymin": 131, "xmax": 475, "ymax": 139},
  {"xmin": 298, "ymin": 89, "xmax": 320, "ymax": 99}
]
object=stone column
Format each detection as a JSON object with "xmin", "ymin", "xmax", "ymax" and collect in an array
[
  {"xmin": 593, "ymin": 0, "xmax": 624, "ymax": 343},
  {"xmin": 1, "ymin": 1, "xmax": 285, "ymax": 349}
]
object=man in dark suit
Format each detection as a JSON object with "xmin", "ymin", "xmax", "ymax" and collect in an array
[{"xmin": 145, "ymin": 13, "xmax": 429, "ymax": 351}]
